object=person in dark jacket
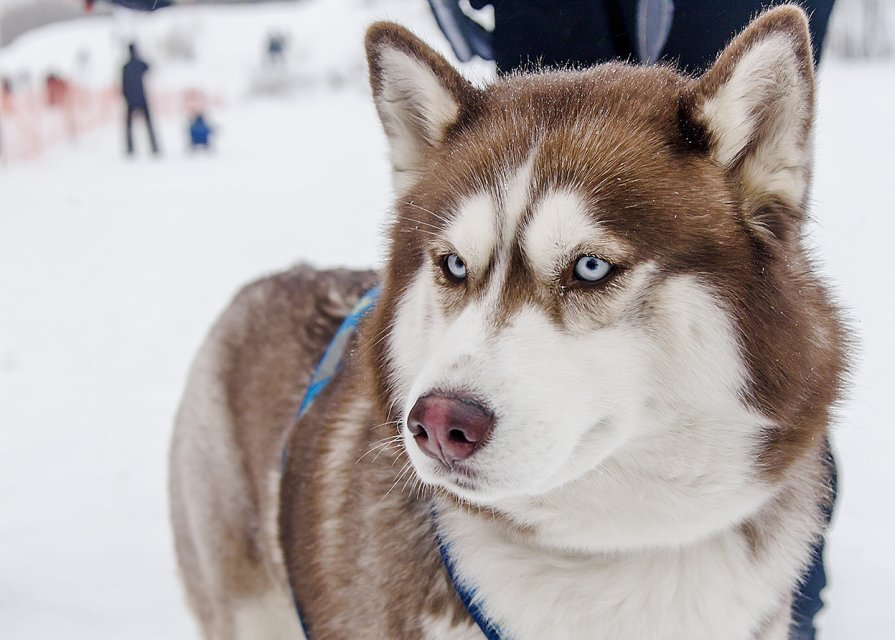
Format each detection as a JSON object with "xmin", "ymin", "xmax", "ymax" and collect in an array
[
  {"xmin": 428, "ymin": 3, "xmax": 838, "ymax": 639},
  {"xmin": 122, "ymin": 42, "xmax": 159, "ymax": 156},
  {"xmin": 432, "ymin": 1, "xmax": 836, "ymax": 71}
]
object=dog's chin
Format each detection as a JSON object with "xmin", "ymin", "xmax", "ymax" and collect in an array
[
  {"xmin": 422, "ymin": 473, "xmax": 520, "ymax": 506},
  {"xmin": 408, "ymin": 455, "xmax": 573, "ymax": 507}
]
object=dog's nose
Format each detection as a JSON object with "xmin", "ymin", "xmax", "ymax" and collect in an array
[{"xmin": 407, "ymin": 394, "xmax": 494, "ymax": 466}]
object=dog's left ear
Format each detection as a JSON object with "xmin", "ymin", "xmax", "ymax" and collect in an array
[
  {"xmin": 682, "ymin": 6, "xmax": 815, "ymax": 243},
  {"xmin": 366, "ymin": 22, "xmax": 478, "ymax": 197}
]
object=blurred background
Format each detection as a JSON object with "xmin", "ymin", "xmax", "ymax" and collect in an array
[{"xmin": 0, "ymin": 0, "xmax": 893, "ymax": 637}]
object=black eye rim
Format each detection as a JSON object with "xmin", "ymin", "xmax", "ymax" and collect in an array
[
  {"xmin": 562, "ymin": 255, "xmax": 620, "ymax": 289},
  {"xmin": 440, "ymin": 253, "xmax": 467, "ymax": 284}
]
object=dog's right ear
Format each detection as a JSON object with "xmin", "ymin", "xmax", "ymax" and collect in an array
[
  {"xmin": 366, "ymin": 22, "xmax": 478, "ymax": 197},
  {"xmin": 680, "ymin": 6, "xmax": 815, "ymax": 244}
]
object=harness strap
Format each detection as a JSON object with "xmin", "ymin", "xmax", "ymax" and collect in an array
[
  {"xmin": 286, "ymin": 286, "xmax": 380, "ymax": 640},
  {"xmin": 285, "ymin": 285, "xmax": 509, "ymax": 639},
  {"xmin": 434, "ymin": 513, "xmax": 509, "ymax": 640},
  {"xmin": 296, "ymin": 286, "xmax": 380, "ymax": 418}
]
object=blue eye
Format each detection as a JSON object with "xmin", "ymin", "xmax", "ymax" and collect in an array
[
  {"xmin": 572, "ymin": 255, "xmax": 613, "ymax": 283},
  {"xmin": 442, "ymin": 254, "xmax": 467, "ymax": 282}
]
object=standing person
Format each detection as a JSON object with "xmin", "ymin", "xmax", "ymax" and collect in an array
[
  {"xmin": 266, "ymin": 32, "xmax": 288, "ymax": 65},
  {"xmin": 122, "ymin": 42, "xmax": 159, "ymax": 156},
  {"xmin": 428, "ymin": 3, "xmax": 837, "ymax": 640},
  {"xmin": 0, "ymin": 78, "xmax": 14, "ymax": 162}
]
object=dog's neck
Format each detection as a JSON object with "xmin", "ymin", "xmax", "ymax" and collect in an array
[
  {"xmin": 431, "ymin": 463, "xmax": 817, "ymax": 640},
  {"xmin": 487, "ymin": 447, "xmax": 774, "ymax": 553}
]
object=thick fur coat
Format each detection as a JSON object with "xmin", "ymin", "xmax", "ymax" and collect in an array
[{"xmin": 169, "ymin": 6, "xmax": 847, "ymax": 639}]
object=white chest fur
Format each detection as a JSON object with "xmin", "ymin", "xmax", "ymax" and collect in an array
[{"xmin": 435, "ymin": 499, "xmax": 812, "ymax": 640}]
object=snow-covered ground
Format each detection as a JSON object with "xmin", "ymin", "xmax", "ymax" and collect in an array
[{"xmin": 0, "ymin": 1, "xmax": 892, "ymax": 638}]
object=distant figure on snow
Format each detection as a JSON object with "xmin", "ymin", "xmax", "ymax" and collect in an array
[
  {"xmin": 0, "ymin": 77, "xmax": 12, "ymax": 161},
  {"xmin": 266, "ymin": 32, "xmax": 287, "ymax": 64},
  {"xmin": 188, "ymin": 112, "xmax": 214, "ymax": 151},
  {"xmin": 45, "ymin": 73, "xmax": 70, "ymax": 107},
  {"xmin": 122, "ymin": 42, "xmax": 159, "ymax": 156}
]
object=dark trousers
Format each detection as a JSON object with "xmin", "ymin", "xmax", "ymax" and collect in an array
[
  {"xmin": 790, "ymin": 444, "xmax": 837, "ymax": 640},
  {"xmin": 125, "ymin": 103, "xmax": 159, "ymax": 155}
]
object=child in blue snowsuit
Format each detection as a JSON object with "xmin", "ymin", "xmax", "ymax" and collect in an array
[{"xmin": 189, "ymin": 113, "xmax": 213, "ymax": 150}]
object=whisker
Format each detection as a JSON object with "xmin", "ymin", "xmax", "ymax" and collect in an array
[
  {"xmin": 396, "ymin": 228, "xmax": 442, "ymax": 239},
  {"xmin": 401, "ymin": 200, "xmax": 452, "ymax": 226},
  {"xmin": 356, "ymin": 317, "xmax": 396, "ymax": 360},
  {"xmin": 400, "ymin": 466, "xmax": 419, "ymax": 495},
  {"xmin": 384, "ymin": 461, "xmax": 414, "ymax": 498},
  {"xmin": 356, "ymin": 434, "xmax": 403, "ymax": 464},
  {"xmin": 392, "ymin": 213, "xmax": 444, "ymax": 232},
  {"xmin": 372, "ymin": 438, "xmax": 404, "ymax": 463},
  {"xmin": 367, "ymin": 418, "xmax": 400, "ymax": 432}
]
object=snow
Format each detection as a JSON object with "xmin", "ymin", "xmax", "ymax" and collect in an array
[{"xmin": 0, "ymin": 1, "xmax": 893, "ymax": 638}]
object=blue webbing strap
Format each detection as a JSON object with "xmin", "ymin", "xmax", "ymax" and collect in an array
[
  {"xmin": 296, "ymin": 286, "xmax": 381, "ymax": 418},
  {"xmin": 434, "ymin": 513, "xmax": 509, "ymax": 640},
  {"xmin": 285, "ymin": 285, "xmax": 508, "ymax": 639},
  {"xmin": 285, "ymin": 286, "xmax": 379, "ymax": 640}
]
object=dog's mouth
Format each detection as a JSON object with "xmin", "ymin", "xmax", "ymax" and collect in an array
[
  {"xmin": 427, "ymin": 460, "xmax": 480, "ymax": 485},
  {"xmin": 443, "ymin": 473, "xmax": 479, "ymax": 492},
  {"xmin": 408, "ymin": 452, "xmax": 487, "ymax": 494}
]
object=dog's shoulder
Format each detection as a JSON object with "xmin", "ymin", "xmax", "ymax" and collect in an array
[
  {"xmin": 179, "ymin": 264, "xmax": 379, "ymax": 529},
  {"xmin": 220, "ymin": 265, "xmax": 379, "ymax": 353}
]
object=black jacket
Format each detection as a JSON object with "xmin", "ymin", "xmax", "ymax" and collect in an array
[{"xmin": 122, "ymin": 56, "xmax": 149, "ymax": 108}]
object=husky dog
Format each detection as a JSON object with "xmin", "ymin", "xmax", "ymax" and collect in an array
[{"xmin": 169, "ymin": 6, "xmax": 847, "ymax": 639}]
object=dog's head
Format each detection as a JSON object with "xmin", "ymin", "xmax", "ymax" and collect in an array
[{"xmin": 362, "ymin": 7, "xmax": 844, "ymax": 539}]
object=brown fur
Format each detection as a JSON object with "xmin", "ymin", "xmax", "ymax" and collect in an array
[
  {"xmin": 170, "ymin": 266, "xmax": 386, "ymax": 638},
  {"xmin": 170, "ymin": 7, "xmax": 846, "ymax": 639}
]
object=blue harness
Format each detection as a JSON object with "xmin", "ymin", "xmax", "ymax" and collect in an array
[
  {"xmin": 287, "ymin": 287, "xmax": 508, "ymax": 640},
  {"xmin": 435, "ymin": 521, "xmax": 508, "ymax": 640},
  {"xmin": 295, "ymin": 286, "xmax": 380, "ymax": 417}
]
